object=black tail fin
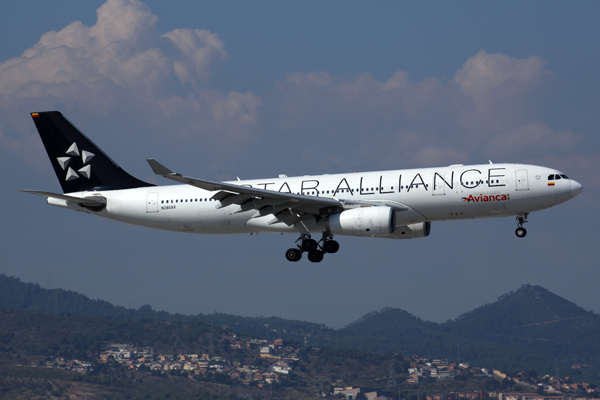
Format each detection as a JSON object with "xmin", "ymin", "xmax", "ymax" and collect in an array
[{"xmin": 31, "ymin": 111, "xmax": 154, "ymax": 193}]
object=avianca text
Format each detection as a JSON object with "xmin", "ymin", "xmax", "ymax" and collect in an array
[{"xmin": 462, "ymin": 194, "xmax": 510, "ymax": 202}]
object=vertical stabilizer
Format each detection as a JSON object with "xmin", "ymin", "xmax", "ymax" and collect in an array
[{"xmin": 31, "ymin": 111, "xmax": 154, "ymax": 193}]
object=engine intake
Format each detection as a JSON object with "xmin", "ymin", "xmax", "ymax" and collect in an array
[{"xmin": 327, "ymin": 206, "xmax": 396, "ymax": 237}]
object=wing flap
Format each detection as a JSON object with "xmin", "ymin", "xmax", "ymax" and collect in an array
[
  {"xmin": 236, "ymin": 198, "xmax": 290, "ymax": 213},
  {"xmin": 256, "ymin": 202, "xmax": 297, "ymax": 217},
  {"xmin": 216, "ymin": 193, "xmax": 254, "ymax": 209},
  {"xmin": 269, "ymin": 210, "xmax": 305, "ymax": 226}
]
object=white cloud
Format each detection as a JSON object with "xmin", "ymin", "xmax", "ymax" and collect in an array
[
  {"xmin": 453, "ymin": 50, "xmax": 547, "ymax": 100},
  {"xmin": 268, "ymin": 50, "xmax": 576, "ymax": 170},
  {"xmin": 161, "ymin": 29, "xmax": 227, "ymax": 88},
  {"xmin": 0, "ymin": 0, "xmax": 583, "ymax": 182},
  {"xmin": 0, "ymin": 0, "xmax": 261, "ymax": 165},
  {"xmin": 482, "ymin": 122, "xmax": 579, "ymax": 158}
]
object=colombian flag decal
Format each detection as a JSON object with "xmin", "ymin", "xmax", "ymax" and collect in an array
[
  {"xmin": 31, "ymin": 113, "xmax": 39, "ymax": 117},
  {"xmin": 548, "ymin": 182, "xmax": 555, "ymax": 186}
]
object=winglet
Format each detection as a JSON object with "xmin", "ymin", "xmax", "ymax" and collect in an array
[{"xmin": 147, "ymin": 159, "xmax": 175, "ymax": 176}]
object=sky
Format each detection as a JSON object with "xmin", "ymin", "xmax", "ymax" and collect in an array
[{"xmin": 1, "ymin": 0, "xmax": 599, "ymax": 328}]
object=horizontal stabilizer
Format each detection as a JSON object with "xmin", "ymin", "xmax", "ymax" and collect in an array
[{"xmin": 20, "ymin": 190, "xmax": 106, "ymax": 206}]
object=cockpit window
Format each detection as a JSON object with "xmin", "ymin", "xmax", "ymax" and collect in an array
[
  {"xmin": 548, "ymin": 174, "xmax": 555, "ymax": 180},
  {"xmin": 555, "ymin": 175, "xmax": 561, "ymax": 180},
  {"xmin": 560, "ymin": 174, "xmax": 569, "ymax": 179}
]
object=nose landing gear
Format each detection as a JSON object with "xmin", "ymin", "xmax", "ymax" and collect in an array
[
  {"xmin": 284, "ymin": 233, "xmax": 340, "ymax": 262},
  {"xmin": 515, "ymin": 213, "xmax": 528, "ymax": 238}
]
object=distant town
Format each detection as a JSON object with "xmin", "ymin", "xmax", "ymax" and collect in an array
[{"xmin": 39, "ymin": 332, "xmax": 599, "ymax": 400}]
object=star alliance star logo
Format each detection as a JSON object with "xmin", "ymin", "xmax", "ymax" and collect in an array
[{"xmin": 56, "ymin": 142, "xmax": 95, "ymax": 182}]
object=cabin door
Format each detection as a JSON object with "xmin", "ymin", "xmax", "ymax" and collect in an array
[
  {"xmin": 146, "ymin": 192, "xmax": 159, "ymax": 213},
  {"xmin": 515, "ymin": 170, "xmax": 529, "ymax": 191}
]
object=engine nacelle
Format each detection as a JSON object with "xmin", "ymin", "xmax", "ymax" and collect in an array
[
  {"xmin": 327, "ymin": 206, "xmax": 396, "ymax": 237},
  {"xmin": 381, "ymin": 221, "xmax": 431, "ymax": 240}
]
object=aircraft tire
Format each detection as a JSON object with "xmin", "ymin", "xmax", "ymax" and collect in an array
[
  {"xmin": 323, "ymin": 240, "xmax": 340, "ymax": 253},
  {"xmin": 285, "ymin": 248, "xmax": 302, "ymax": 262},
  {"xmin": 308, "ymin": 250, "xmax": 324, "ymax": 263},
  {"xmin": 302, "ymin": 239, "xmax": 318, "ymax": 252},
  {"xmin": 515, "ymin": 227, "xmax": 527, "ymax": 238}
]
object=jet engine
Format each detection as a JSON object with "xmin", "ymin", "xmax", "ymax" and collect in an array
[
  {"xmin": 382, "ymin": 221, "xmax": 431, "ymax": 240},
  {"xmin": 326, "ymin": 206, "xmax": 396, "ymax": 237}
]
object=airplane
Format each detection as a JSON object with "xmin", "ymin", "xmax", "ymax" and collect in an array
[{"xmin": 23, "ymin": 111, "xmax": 583, "ymax": 262}]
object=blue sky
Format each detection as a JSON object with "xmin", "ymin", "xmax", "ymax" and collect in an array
[{"xmin": 1, "ymin": 0, "xmax": 598, "ymax": 327}]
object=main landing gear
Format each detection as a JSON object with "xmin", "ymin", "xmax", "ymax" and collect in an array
[
  {"xmin": 515, "ymin": 213, "xmax": 528, "ymax": 238},
  {"xmin": 285, "ymin": 233, "xmax": 340, "ymax": 263}
]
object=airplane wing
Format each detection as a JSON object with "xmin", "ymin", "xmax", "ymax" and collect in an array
[
  {"xmin": 147, "ymin": 159, "xmax": 409, "ymax": 226},
  {"xmin": 20, "ymin": 190, "xmax": 106, "ymax": 206}
]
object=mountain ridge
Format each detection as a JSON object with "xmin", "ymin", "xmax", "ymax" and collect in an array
[{"xmin": 1, "ymin": 274, "xmax": 599, "ymax": 381}]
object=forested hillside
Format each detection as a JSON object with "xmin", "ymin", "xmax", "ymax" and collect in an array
[
  {"xmin": 2, "ymin": 274, "xmax": 599, "ymax": 383},
  {"xmin": 329, "ymin": 285, "xmax": 600, "ymax": 381},
  {"xmin": 0, "ymin": 310, "xmax": 235, "ymax": 361},
  {"xmin": 0, "ymin": 274, "xmax": 195, "ymax": 322}
]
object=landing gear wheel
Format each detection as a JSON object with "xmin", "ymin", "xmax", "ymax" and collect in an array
[
  {"xmin": 302, "ymin": 239, "xmax": 318, "ymax": 252},
  {"xmin": 285, "ymin": 248, "xmax": 302, "ymax": 262},
  {"xmin": 515, "ymin": 213, "xmax": 529, "ymax": 238},
  {"xmin": 323, "ymin": 240, "xmax": 340, "ymax": 254},
  {"xmin": 307, "ymin": 250, "xmax": 324, "ymax": 263}
]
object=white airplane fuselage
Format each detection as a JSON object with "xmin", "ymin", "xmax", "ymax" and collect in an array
[
  {"xmin": 27, "ymin": 111, "xmax": 584, "ymax": 262},
  {"xmin": 49, "ymin": 163, "xmax": 579, "ymax": 237}
]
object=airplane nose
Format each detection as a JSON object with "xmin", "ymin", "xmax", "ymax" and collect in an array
[{"xmin": 571, "ymin": 180, "xmax": 583, "ymax": 197}]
